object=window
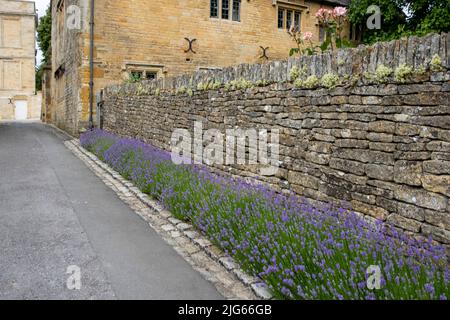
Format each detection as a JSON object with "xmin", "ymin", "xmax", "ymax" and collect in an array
[
  {"xmin": 130, "ymin": 71, "xmax": 143, "ymax": 81},
  {"xmin": 286, "ymin": 10, "xmax": 292, "ymax": 30},
  {"xmin": 278, "ymin": 8, "xmax": 302, "ymax": 31},
  {"xmin": 222, "ymin": 0, "xmax": 230, "ymax": 19},
  {"xmin": 129, "ymin": 70, "xmax": 158, "ymax": 81},
  {"xmin": 294, "ymin": 12, "xmax": 301, "ymax": 32},
  {"xmin": 210, "ymin": 0, "xmax": 218, "ymax": 18},
  {"xmin": 278, "ymin": 9, "xmax": 284, "ymax": 29},
  {"xmin": 145, "ymin": 72, "xmax": 157, "ymax": 80},
  {"xmin": 211, "ymin": 0, "xmax": 240, "ymax": 21},
  {"xmin": 232, "ymin": 0, "xmax": 241, "ymax": 21}
]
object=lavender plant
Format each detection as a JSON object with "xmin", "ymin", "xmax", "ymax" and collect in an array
[{"xmin": 81, "ymin": 129, "xmax": 449, "ymax": 300}]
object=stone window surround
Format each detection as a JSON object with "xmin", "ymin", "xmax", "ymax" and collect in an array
[
  {"xmin": 275, "ymin": 1, "xmax": 307, "ymax": 31},
  {"xmin": 210, "ymin": 0, "xmax": 242, "ymax": 22},
  {"xmin": 123, "ymin": 62, "xmax": 165, "ymax": 80}
]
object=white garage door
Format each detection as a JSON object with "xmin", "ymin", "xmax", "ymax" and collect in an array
[{"xmin": 14, "ymin": 100, "xmax": 28, "ymax": 120}]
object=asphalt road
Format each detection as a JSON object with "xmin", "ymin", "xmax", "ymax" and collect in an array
[{"xmin": 0, "ymin": 121, "xmax": 222, "ymax": 300}]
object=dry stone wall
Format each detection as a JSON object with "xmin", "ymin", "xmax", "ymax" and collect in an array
[{"xmin": 101, "ymin": 33, "xmax": 450, "ymax": 253}]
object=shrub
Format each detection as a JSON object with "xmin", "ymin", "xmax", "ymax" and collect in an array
[{"xmin": 81, "ymin": 130, "xmax": 450, "ymax": 300}]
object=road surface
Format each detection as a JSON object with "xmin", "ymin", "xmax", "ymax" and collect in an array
[{"xmin": 0, "ymin": 121, "xmax": 222, "ymax": 300}]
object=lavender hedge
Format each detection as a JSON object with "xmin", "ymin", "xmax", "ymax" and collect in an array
[{"xmin": 81, "ymin": 129, "xmax": 449, "ymax": 300}]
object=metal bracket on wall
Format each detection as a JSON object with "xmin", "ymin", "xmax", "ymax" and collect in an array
[
  {"xmin": 184, "ymin": 38, "xmax": 197, "ymax": 54},
  {"xmin": 259, "ymin": 46, "xmax": 269, "ymax": 60}
]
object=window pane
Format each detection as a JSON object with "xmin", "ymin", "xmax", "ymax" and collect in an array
[
  {"xmin": 145, "ymin": 72, "xmax": 157, "ymax": 80},
  {"xmin": 232, "ymin": 0, "xmax": 241, "ymax": 21},
  {"xmin": 278, "ymin": 9, "xmax": 284, "ymax": 28},
  {"xmin": 286, "ymin": 10, "xmax": 292, "ymax": 30},
  {"xmin": 210, "ymin": 0, "xmax": 218, "ymax": 18},
  {"xmin": 222, "ymin": 0, "xmax": 230, "ymax": 19},
  {"xmin": 131, "ymin": 71, "xmax": 142, "ymax": 81},
  {"xmin": 294, "ymin": 12, "xmax": 301, "ymax": 32}
]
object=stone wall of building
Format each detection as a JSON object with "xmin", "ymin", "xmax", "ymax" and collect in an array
[
  {"xmin": 0, "ymin": 0, "xmax": 38, "ymax": 121},
  {"xmin": 101, "ymin": 33, "xmax": 450, "ymax": 253},
  {"xmin": 49, "ymin": 0, "xmax": 350, "ymax": 134},
  {"xmin": 49, "ymin": 0, "xmax": 88, "ymax": 134}
]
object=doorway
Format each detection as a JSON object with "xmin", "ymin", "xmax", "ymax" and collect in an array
[{"xmin": 14, "ymin": 100, "xmax": 28, "ymax": 120}]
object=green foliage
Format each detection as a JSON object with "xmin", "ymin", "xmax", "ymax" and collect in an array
[
  {"xmin": 408, "ymin": 0, "xmax": 450, "ymax": 36},
  {"xmin": 348, "ymin": 0, "xmax": 450, "ymax": 44},
  {"xmin": 35, "ymin": 65, "xmax": 44, "ymax": 91},
  {"xmin": 37, "ymin": 6, "xmax": 52, "ymax": 64},
  {"xmin": 36, "ymin": 6, "xmax": 51, "ymax": 91},
  {"xmin": 125, "ymin": 72, "xmax": 142, "ymax": 84}
]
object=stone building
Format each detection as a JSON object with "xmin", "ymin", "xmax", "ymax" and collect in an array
[
  {"xmin": 47, "ymin": 0, "xmax": 350, "ymax": 135},
  {"xmin": 0, "ymin": 0, "xmax": 40, "ymax": 121}
]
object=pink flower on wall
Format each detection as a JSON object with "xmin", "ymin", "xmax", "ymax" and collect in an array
[
  {"xmin": 333, "ymin": 7, "xmax": 347, "ymax": 18},
  {"xmin": 315, "ymin": 8, "xmax": 333, "ymax": 22},
  {"xmin": 303, "ymin": 32, "xmax": 313, "ymax": 41}
]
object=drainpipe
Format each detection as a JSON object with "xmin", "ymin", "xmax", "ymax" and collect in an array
[{"xmin": 88, "ymin": 0, "xmax": 95, "ymax": 129}]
